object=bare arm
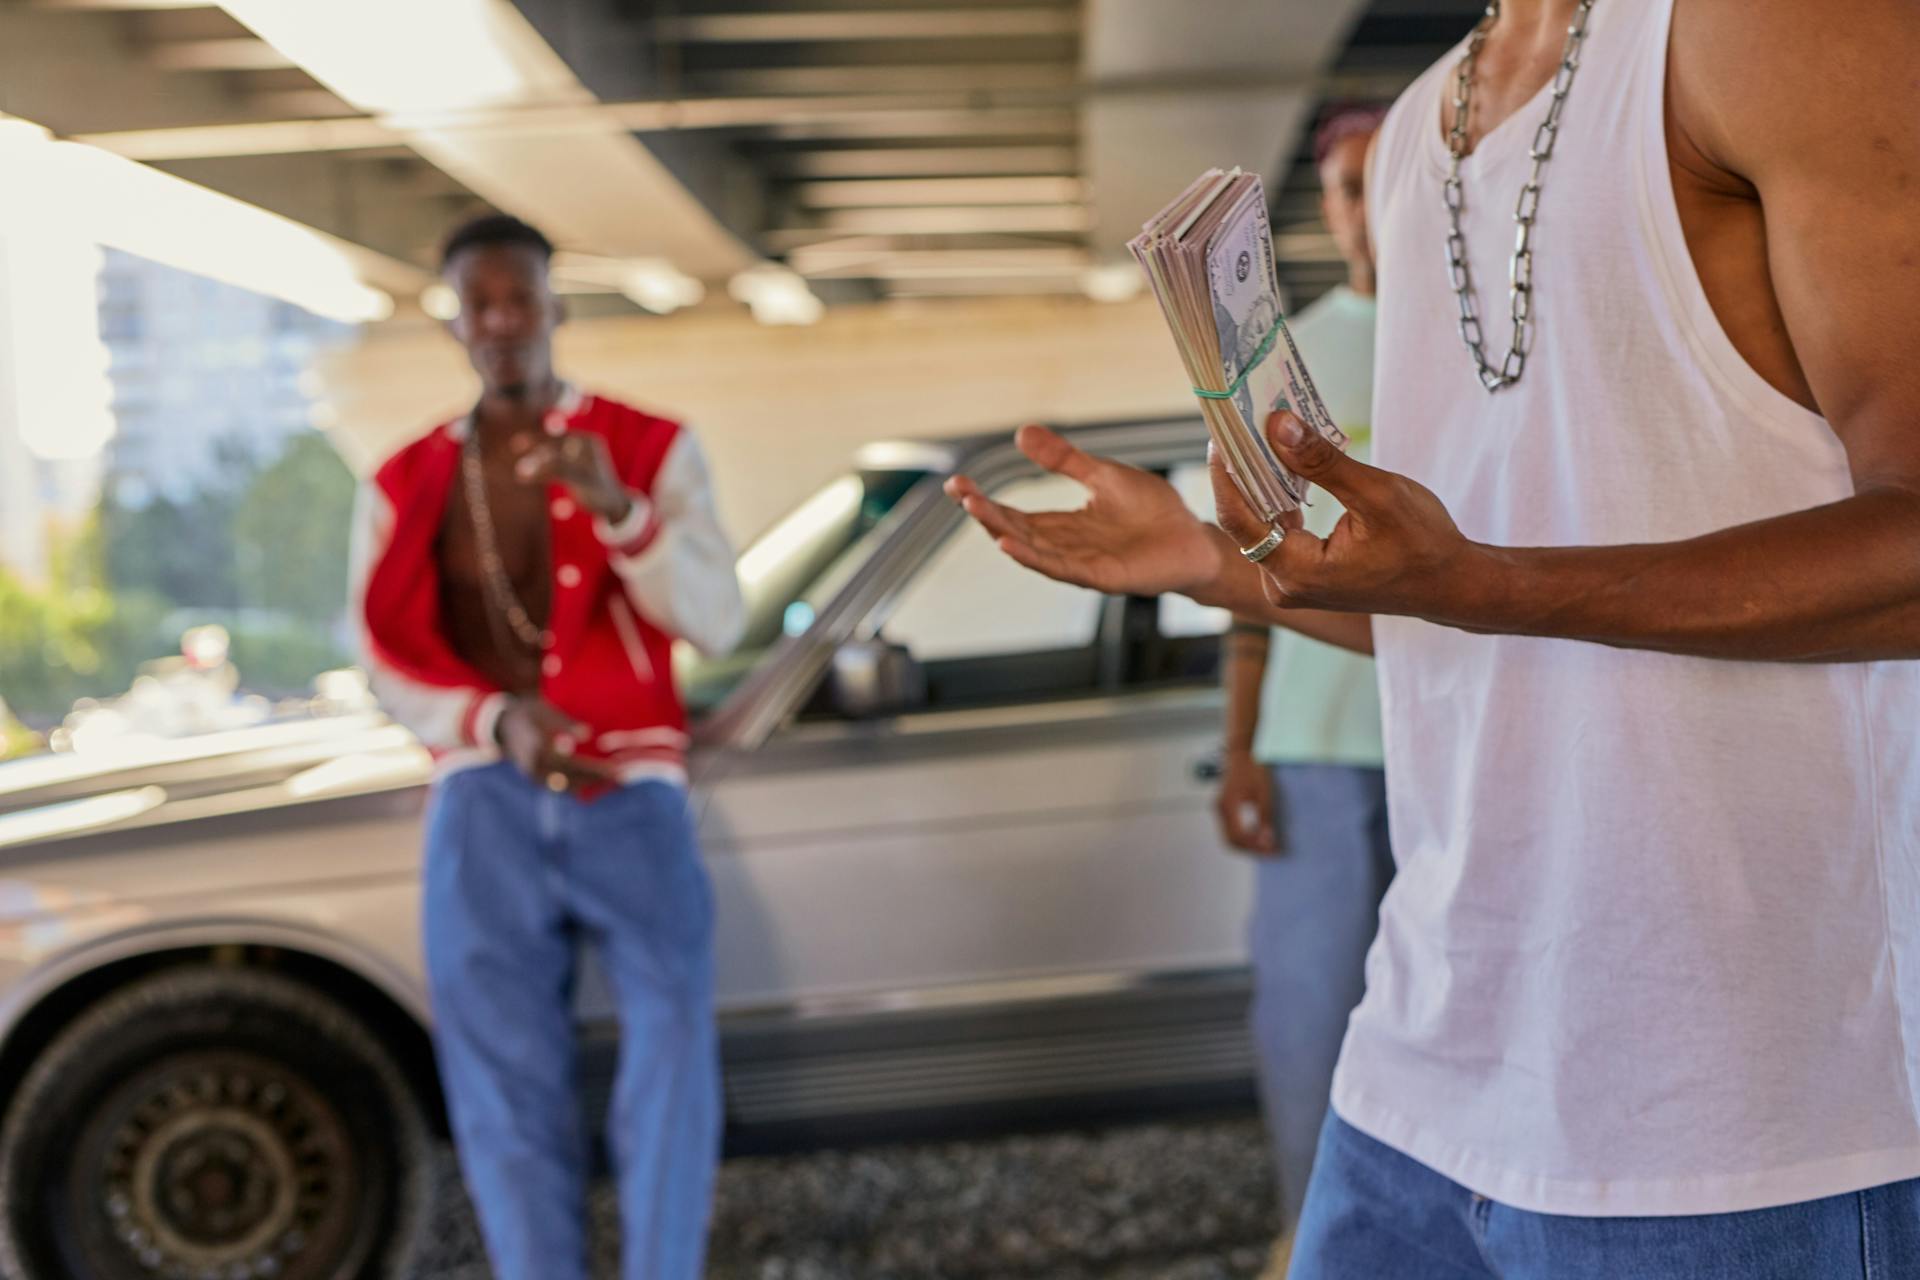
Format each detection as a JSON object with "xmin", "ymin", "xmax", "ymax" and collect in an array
[
  {"xmin": 1470, "ymin": 0, "xmax": 1920, "ymax": 660},
  {"xmin": 1190, "ymin": 525, "xmax": 1375, "ymax": 654},
  {"xmin": 954, "ymin": 5, "xmax": 1919, "ymax": 664},
  {"xmin": 1223, "ymin": 618, "xmax": 1270, "ymax": 758},
  {"xmin": 1236, "ymin": 0, "xmax": 1920, "ymax": 662},
  {"xmin": 1214, "ymin": 618, "xmax": 1277, "ymax": 853}
]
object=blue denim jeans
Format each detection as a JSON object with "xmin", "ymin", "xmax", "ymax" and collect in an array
[
  {"xmin": 422, "ymin": 763, "xmax": 719, "ymax": 1280},
  {"xmin": 1291, "ymin": 1113, "xmax": 1920, "ymax": 1279},
  {"xmin": 1250, "ymin": 763, "xmax": 1393, "ymax": 1229}
]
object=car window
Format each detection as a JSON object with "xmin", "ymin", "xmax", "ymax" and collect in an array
[
  {"xmin": 678, "ymin": 467, "xmax": 924, "ymax": 716},
  {"xmin": 1159, "ymin": 462, "xmax": 1232, "ymax": 639},
  {"xmin": 790, "ymin": 452, "xmax": 1225, "ymax": 727},
  {"xmin": 882, "ymin": 474, "xmax": 1103, "ymax": 662},
  {"xmin": 789, "ymin": 471, "xmax": 1109, "ymax": 715}
]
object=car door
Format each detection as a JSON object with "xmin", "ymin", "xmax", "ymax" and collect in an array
[{"xmin": 698, "ymin": 446, "xmax": 1250, "ymax": 1015}]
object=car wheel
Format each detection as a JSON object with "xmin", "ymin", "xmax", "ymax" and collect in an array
[{"xmin": 0, "ymin": 965, "xmax": 430, "ymax": 1280}]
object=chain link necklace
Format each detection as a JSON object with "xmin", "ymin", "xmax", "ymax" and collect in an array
[
  {"xmin": 1445, "ymin": 0, "xmax": 1596, "ymax": 392},
  {"xmin": 461, "ymin": 426, "xmax": 551, "ymax": 653}
]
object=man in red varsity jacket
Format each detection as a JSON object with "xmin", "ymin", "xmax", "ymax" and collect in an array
[{"xmin": 349, "ymin": 214, "xmax": 743, "ymax": 1280}]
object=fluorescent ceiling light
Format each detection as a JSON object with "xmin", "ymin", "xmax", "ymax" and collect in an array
[
  {"xmin": 1080, "ymin": 261, "xmax": 1145, "ymax": 304},
  {"xmin": 621, "ymin": 260, "xmax": 706, "ymax": 316},
  {"xmin": 0, "ymin": 119, "xmax": 390, "ymax": 324},
  {"xmin": 216, "ymin": 0, "xmax": 549, "ymax": 114},
  {"xmin": 421, "ymin": 283, "xmax": 461, "ymax": 321},
  {"xmin": 551, "ymin": 252, "xmax": 707, "ymax": 315},
  {"xmin": 729, "ymin": 265, "xmax": 824, "ymax": 327}
]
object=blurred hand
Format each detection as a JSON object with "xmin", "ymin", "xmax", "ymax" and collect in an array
[
  {"xmin": 945, "ymin": 424, "xmax": 1224, "ymax": 597},
  {"xmin": 514, "ymin": 431, "xmax": 631, "ymax": 523},
  {"xmin": 1213, "ymin": 412, "xmax": 1480, "ymax": 619},
  {"xmin": 1214, "ymin": 751, "xmax": 1278, "ymax": 855},
  {"xmin": 497, "ymin": 695, "xmax": 616, "ymax": 793}
]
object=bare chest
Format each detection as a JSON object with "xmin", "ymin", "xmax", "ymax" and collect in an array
[{"xmin": 439, "ymin": 452, "xmax": 551, "ymax": 602}]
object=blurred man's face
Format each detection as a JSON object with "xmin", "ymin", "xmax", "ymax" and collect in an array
[
  {"xmin": 1319, "ymin": 132, "xmax": 1376, "ymax": 282},
  {"xmin": 445, "ymin": 243, "xmax": 560, "ymax": 401}
]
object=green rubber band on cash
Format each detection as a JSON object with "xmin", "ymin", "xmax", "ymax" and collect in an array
[{"xmin": 1192, "ymin": 317, "xmax": 1282, "ymax": 401}]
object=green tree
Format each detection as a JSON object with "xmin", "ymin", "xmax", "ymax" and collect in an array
[
  {"xmin": 101, "ymin": 433, "xmax": 260, "ymax": 611},
  {"xmin": 0, "ymin": 521, "xmax": 170, "ymax": 721},
  {"xmin": 4, "ymin": 430, "xmax": 361, "ymax": 720},
  {"xmin": 232, "ymin": 430, "xmax": 356, "ymax": 624}
]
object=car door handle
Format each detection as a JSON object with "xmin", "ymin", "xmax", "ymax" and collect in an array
[{"xmin": 1192, "ymin": 755, "xmax": 1223, "ymax": 782}]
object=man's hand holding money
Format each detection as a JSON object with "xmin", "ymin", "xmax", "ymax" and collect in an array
[
  {"xmin": 946, "ymin": 411, "xmax": 1484, "ymax": 654},
  {"xmin": 1212, "ymin": 411, "xmax": 1479, "ymax": 622}
]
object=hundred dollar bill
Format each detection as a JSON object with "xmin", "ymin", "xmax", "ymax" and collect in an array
[
  {"xmin": 1204, "ymin": 182, "xmax": 1349, "ymax": 461},
  {"xmin": 1129, "ymin": 167, "xmax": 1348, "ymax": 528}
]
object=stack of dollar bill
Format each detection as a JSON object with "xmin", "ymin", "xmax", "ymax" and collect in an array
[{"xmin": 1128, "ymin": 167, "xmax": 1348, "ymax": 527}]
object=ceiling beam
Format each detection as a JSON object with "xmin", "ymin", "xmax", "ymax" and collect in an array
[
  {"xmin": 770, "ymin": 204, "xmax": 1089, "ymax": 242},
  {"xmin": 792, "ymin": 246, "xmax": 1092, "ymax": 280},
  {"xmin": 147, "ymin": 36, "xmax": 292, "ymax": 70},
  {"xmin": 654, "ymin": 9, "xmax": 1080, "ymax": 43},
  {"xmin": 1083, "ymin": 0, "xmax": 1372, "ymax": 251},
  {"xmin": 73, "ymin": 115, "xmax": 397, "ymax": 159},
  {"xmin": 765, "ymin": 145, "xmax": 1077, "ymax": 179},
  {"xmin": 66, "ymin": 57, "xmax": 1408, "ymax": 161},
  {"xmin": 761, "ymin": 108, "xmax": 1078, "ymax": 142},
  {"xmin": 244, "ymin": 89, "xmax": 358, "ymax": 118},
  {"xmin": 689, "ymin": 63, "xmax": 1078, "ymax": 96},
  {"xmin": 28, "ymin": 0, "xmax": 210, "ymax": 9},
  {"xmin": 212, "ymin": 0, "xmax": 761, "ymax": 280},
  {"xmin": 813, "ymin": 205, "xmax": 1089, "ymax": 235},
  {"xmin": 69, "ymin": 99, "xmax": 1080, "ymax": 160},
  {"xmin": 885, "ymin": 277, "xmax": 1086, "ymax": 298},
  {"xmin": 790, "ymin": 176, "xmax": 1085, "ymax": 209}
]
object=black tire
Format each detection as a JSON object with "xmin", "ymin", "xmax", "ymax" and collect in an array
[{"xmin": 0, "ymin": 966, "xmax": 431, "ymax": 1280}]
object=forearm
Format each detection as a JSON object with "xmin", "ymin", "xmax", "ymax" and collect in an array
[
  {"xmin": 1190, "ymin": 527, "xmax": 1375, "ymax": 655},
  {"xmin": 1222, "ymin": 620, "xmax": 1269, "ymax": 753},
  {"xmin": 1448, "ymin": 488, "xmax": 1920, "ymax": 662}
]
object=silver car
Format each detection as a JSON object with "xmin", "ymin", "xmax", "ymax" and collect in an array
[{"xmin": 0, "ymin": 418, "xmax": 1255, "ymax": 1279}]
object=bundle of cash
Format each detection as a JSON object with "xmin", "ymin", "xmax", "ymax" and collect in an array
[{"xmin": 1128, "ymin": 167, "xmax": 1347, "ymax": 526}]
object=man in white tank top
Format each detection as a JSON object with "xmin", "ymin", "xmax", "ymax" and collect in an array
[{"xmin": 949, "ymin": 0, "xmax": 1920, "ymax": 1274}]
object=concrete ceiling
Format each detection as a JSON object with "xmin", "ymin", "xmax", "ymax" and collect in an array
[{"xmin": 0, "ymin": 0, "xmax": 1485, "ymax": 317}]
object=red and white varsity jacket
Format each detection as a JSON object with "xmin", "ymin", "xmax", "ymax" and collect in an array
[{"xmin": 349, "ymin": 386, "xmax": 744, "ymax": 785}]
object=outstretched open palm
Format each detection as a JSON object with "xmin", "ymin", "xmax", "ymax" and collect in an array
[
  {"xmin": 954, "ymin": 413, "xmax": 1478, "ymax": 627},
  {"xmin": 944, "ymin": 424, "xmax": 1223, "ymax": 597}
]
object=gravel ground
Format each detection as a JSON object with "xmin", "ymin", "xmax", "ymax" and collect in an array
[{"xmin": 410, "ymin": 1116, "xmax": 1283, "ymax": 1279}]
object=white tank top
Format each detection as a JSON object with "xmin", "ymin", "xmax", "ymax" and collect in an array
[{"xmin": 1337, "ymin": 0, "xmax": 1920, "ymax": 1216}]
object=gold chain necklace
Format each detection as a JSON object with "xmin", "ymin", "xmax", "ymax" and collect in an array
[{"xmin": 460, "ymin": 425, "xmax": 551, "ymax": 652}]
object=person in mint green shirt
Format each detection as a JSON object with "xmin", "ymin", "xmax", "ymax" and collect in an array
[{"xmin": 1214, "ymin": 105, "xmax": 1392, "ymax": 1252}]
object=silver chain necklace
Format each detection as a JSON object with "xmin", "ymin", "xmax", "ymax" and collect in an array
[
  {"xmin": 461, "ymin": 427, "xmax": 551, "ymax": 652},
  {"xmin": 1445, "ymin": 0, "xmax": 1595, "ymax": 392}
]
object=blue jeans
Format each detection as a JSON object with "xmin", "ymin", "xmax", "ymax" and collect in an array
[
  {"xmin": 1291, "ymin": 1113, "xmax": 1920, "ymax": 1279},
  {"xmin": 423, "ymin": 764, "xmax": 719, "ymax": 1280},
  {"xmin": 1249, "ymin": 763, "xmax": 1393, "ymax": 1229}
]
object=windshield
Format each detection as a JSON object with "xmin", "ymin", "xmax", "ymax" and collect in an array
[{"xmin": 678, "ymin": 466, "xmax": 927, "ymax": 715}]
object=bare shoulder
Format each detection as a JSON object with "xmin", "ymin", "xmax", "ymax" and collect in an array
[{"xmin": 1670, "ymin": 0, "xmax": 1920, "ymax": 180}]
